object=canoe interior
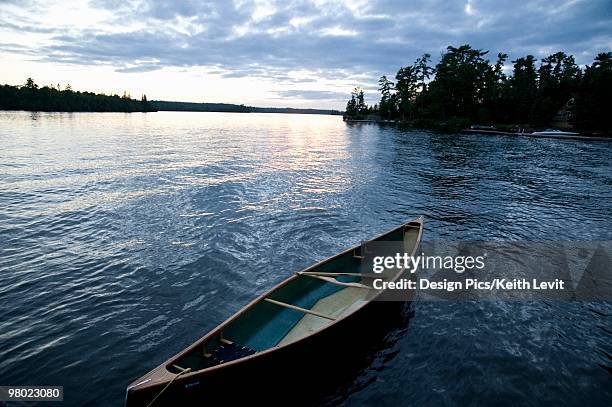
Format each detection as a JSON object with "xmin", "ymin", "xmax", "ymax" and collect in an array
[{"xmin": 169, "ymin": 225, "xmax": 417, "ymax": 374}]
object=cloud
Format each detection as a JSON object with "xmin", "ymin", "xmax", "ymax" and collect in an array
[
  {"xmin": 275, "ymin": 89, "xmax": 348, "ymax": 99},
  {"xmin": 115, "ymin": 63, "xmax": 164, "ymax": 73},
  {"xmin": 1, "ymin": 0, "xmax": 611, "ymax": 105}
]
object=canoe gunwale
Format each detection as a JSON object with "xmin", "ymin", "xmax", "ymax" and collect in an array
[{"xmin": 127, "ymin": 217, "xmax": 424, "ymax": 391}]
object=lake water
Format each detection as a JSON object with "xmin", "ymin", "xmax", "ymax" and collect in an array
[{"xmin": 1, "ymin": 111, "xmax": 611, "ymax": 406}]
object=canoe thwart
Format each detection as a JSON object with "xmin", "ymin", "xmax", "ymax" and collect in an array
[
  {"xmin": 296, "ymin": 272, "xmax": 375, "ymax": 290},
  {"xmin": 298, "ymin": 271, "xmax": 380, "ymax": 278},
  {"xmin": 352, "ymin": 248, "xmax": 364, "ymax": 260},
  {"xmin": 263, "ymin": 298, "xmax": 336, "ymax": 321},
  {"xmin": 171, "ymin": 364, "xmax": 189, "ymax": 373}
]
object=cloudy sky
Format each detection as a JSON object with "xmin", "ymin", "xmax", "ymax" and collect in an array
[{"xmin": 1, "ymin": 0, "xmax": 611, "ymax": 109}]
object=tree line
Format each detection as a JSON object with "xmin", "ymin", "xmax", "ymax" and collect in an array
[
  {"xmin": 152, "ymin": 100, "xmax": 341, "ymax": 115},
  {"xmin": 0, "ymin": 78, "xmax": 343, "ymax": 115},
  {"xmin": 344, "ymin": 45, "xmax": 612, "ymax": 133},
  {"xmin": 0, "ymin": 78, "xmax": 155, "ymax": 112}
]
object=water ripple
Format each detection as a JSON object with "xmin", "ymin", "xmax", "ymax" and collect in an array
[{"xmin": 0, "ymin": 112, "xmax": 611, "ymax": 405}]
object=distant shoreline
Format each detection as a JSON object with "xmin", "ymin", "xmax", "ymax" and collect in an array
[
  {"xmin": 0, "ymin": 109, "xmax": 341, "ymax": 116},
  {"xmin": 150, "ymin": 100, "xmax": 342, "ymax": 115},
  {"xmin": 0, "ymin": 80, "xmax": 342, "ymax": 116}
]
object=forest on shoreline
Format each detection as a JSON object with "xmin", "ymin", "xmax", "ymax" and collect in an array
[
  {"xmin": 0, "ymin": 79, "xmax": 155, "ymax": 112},
  {"xmin": 0, "ymin": 79, "xmax": 341, "ymax": 115},
  {"xmin": 344, "ymin": 45, "xmax": 612, "ymax": 133}
]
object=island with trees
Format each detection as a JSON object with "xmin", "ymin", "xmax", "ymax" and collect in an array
[{"xmin": 344, "ymin": 45, "xmax": 612, "ymax": 135}]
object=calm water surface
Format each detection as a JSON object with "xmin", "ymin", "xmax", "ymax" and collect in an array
[{"xmin": 1, "ymin": 111, "xmax": 611, "ymax": 406}]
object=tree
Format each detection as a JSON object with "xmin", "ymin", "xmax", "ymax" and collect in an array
[
  {"xmin": 426, "ymin": 44, "xmax": 492, "ymax": 121},
  {"xmin": 572, "ymin": 52, "xmax": 612, "ymax": 131},
  {"xmin": 412, "ymin": 53, "xmax": 435, "ymax": 119},
  {"xmin": 509, "ymin": 55, "xmax": 538, "ymax": 123},
  {"xmin": 494, "ymin": 53, "xmax": 508, "ymax": 82},
  {"xmin": 343, "ymin": 87, "xmax": 371, "ymax": 118},
  {"xmin": 395, "ymin": 65, "xmax": 418, "ymax": 120},
  {"xmin": 479, "ymin": 52, "xmax": 508, "ymax": 123},
  {"xmin": 24, "ymin": 77, "xmax": 38, "ymax": 89},
  {"xmin": 353, "ymin": 87, "xmax": 367, "ymax": 115},
  {"xmin": 378, "ymin": 75, "xmax": 393, "ymax": 98},
  {"xmin": 532, "ymin": 52, "xmax": 581, "ymax": 124},
  {"xmin": 345, "ymin": 94, "xmax": 357, "ymax": 117},
  {"xmin": 414, "ymin": 53, "xmax": 435, "ymax": 93},
  {"xmin": 378, "ymin": 75, "xmax": 395, "ymax": 119}
]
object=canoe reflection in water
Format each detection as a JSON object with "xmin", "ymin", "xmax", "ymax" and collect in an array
[{"xmin": 125, "ymin": 217, "xmax": 424, "ymax": 406}]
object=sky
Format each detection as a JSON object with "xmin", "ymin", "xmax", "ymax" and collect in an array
[{"xmin": 1, "ymin": 0, "xmax": 611, "ymax": 109}]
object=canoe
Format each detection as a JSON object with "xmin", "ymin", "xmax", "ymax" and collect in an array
[{"xmin": 125, "ymin": 217, "xmax": 423, "ymax": 406}]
